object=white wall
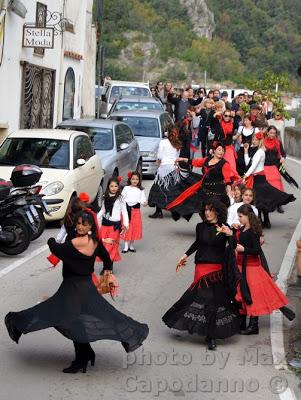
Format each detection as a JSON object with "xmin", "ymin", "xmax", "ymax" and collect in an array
[{"xmin": 0, "ymin": 0, "xmax": 96, "ymax": 140}]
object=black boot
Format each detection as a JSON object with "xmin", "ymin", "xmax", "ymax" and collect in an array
[
  {"xmin": 63, "ymin": 342, "xmax": 94, "ymax": 374},
  {"xmin": 240, "ymin": 316, "xmax": 259, "ymax": 335},
  {"xmin": 206, "ymin": 336, "xmax": 217, "ymax": 350},
  {"xmin": 5, "ymin": 313, "xmax": 22, "ymax": 344},
  {"xmin": 149, "ymin": 207, "xmax": 163, "ymax": 219},
  {"xmin": 277, "ymin": 206, "xmax": 284, "ymax": 214},
  {"xmin": 239, "ymin": 315, "xmax": 247, "ymax": 331},
  {"xmin": 262, "ymin": 212, "xmax": 271, "ymax": 229}
]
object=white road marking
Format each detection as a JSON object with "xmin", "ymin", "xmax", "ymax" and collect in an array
[
  {"xmin": 279, "ymin": 388, "xmax": 298, "ymax": 400},
  {"xmin": 0, "ymin": 245, "xmax": 48, "ymax": 278},
  {"xmin": 270, "ymin": 156, "xmax": 301, "ymax": 399}
]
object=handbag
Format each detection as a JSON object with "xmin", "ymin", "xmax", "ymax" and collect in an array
[{"xmin": 92, "ymin": 272, "xmax": 119, "ymax": 299}]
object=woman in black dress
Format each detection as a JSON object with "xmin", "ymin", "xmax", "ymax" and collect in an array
[
  {"xmin": 5, "ymin": 210, "xmax": 149, "ymax": 374},
  {"xmin": 162, "ymin": 199, "xmax": 240, "ymax": 350},
  {"xmin": 166, "ymin": 142, "xmax": 235, "ymax": 220}
]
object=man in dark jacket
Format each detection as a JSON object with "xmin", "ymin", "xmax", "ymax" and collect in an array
[{"xmin": 167, "ymin": 91, "xmax": 190, "ymax": 122}]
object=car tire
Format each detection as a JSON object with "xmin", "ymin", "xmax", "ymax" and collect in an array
[{"xmin": 92, "ymin": 182, "xmax": 103, "ymax": 211}]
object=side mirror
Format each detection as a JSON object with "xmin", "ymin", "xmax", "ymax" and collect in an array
[
  {"xmin": 76, "ymin": 158, "xmax": 86, "ymax": 167},
  {"xmin": 119, "ymin": 143, "xmax": 129, "ymax": 151},
  {"xmin": 163, "ymin": 131, "xmax": 168, "ymax": 137},
  {"xmin": 101, "ymin": 94, "xmax": 106, "ymax": 102}
]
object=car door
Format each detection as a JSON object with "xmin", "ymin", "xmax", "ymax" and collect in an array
[
  {"xmin": 72, "ymin": 135, "xmax": 101, "ymax": 198},
  {"xmin": 121, "ymin": 123, "xmax": 139, "ymax": 170},
  {"xmin": 114, "ymin": 124, "xmax": 131, "ymax": 178}
]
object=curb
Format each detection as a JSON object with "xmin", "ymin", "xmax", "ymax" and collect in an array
[{"xmin": 270, "ymin": 157, "xmax": 301, "ymax": 399}]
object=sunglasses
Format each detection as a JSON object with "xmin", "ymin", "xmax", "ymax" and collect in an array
[{"xmin": 224, "ymin": 114, "xmax": 231, "ymax": 117}]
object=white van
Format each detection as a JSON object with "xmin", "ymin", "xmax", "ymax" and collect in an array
[{"xmin": 98, "ymin": 80, "xmax": 151, "ymax": 118}]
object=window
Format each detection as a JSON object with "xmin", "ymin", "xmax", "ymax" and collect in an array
[
  {"xmin": 60, "ymin": 126, "xmax": 113, "ymax": 150},
  {"xmin": 74, "ymin": 136, "xmax": 94, "ymax": 163},
  {"xmin": 115, "ymin": 125, "xmax": 128, "ymax": 150},
  {"xmin": 63, "ymin": 68, "xmax": 75, "ymax": 120},
  {"xmin": 109, "ymin": 86, "xmax": 150, "ymax": 104},
  {"xmin": 114, "ymin": 116, "xmax": 160, "ymax": 138},
  {"xmin": 121, "ymin": 124, "xmax": 134, "ymax": 143},
  {"xmin": 0, "ymin": 138, "xmax": 69, "ymax": 169}
]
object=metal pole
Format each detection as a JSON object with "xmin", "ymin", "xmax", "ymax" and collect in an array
[
  {"xmin": 96, "ymin": 0, "xmax": 104, "ymax": 118},
  {"xmin": 204, "ymin": 70, "xmax": 207, "ymax": 88}
]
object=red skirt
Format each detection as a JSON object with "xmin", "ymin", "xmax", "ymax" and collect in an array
[
  {"xmin": 190, "ymin": 263, "xmax": 222, "ymax": 288},
  {"xmin": 224, "ymin": 145, "xmax": 239, "ymax": 178},
  {"xmin": 235, "ymin": 255, "xmax": 288, "ymax": 316},
  {"xmin": 99, "ymin": 225, "xmax": 121, "ymax": 262},
  {"xmin": 121, "ymin": 208, "xmax": 143, "ymax": 241},
  {"xmin": 264, "ymin": 165, "xmax": 284, "ymax": 191}
]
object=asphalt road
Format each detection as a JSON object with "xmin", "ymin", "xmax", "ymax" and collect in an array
[{"xmin": 0, "ymin": 159, "xmax": 300, "ymax": 400}]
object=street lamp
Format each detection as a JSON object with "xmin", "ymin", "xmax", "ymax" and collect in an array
[{"xmin": 7, "ymin": 0, "xmax": 27, "ymax": 19}]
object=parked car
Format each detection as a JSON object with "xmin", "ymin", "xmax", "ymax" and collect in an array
[
  {"xmin": 58, "ymin": 119, "xmax": 142, "ymax": 192},
  {"xmin": 0, "ymin": 129, "xmax": 104, "ymax": 221},
  {"xmin": 109, "ymin": 110, "xmax": 174, "ymax": 176},
  {"xmin": 108, "ymin": 95, "xmax": 164, "ymax": 116},
  {"xmin": 99, "ymin": 80, "xmax": 151, "ymax": 118}
]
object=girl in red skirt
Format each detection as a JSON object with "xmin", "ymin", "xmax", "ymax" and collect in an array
[
  {"xmin": 235, "ymin": 204, "xmax": 293, "ymax": 334},
  {"xmin": 121, "ymin": 171, "xmax": 147, "ymax": 253},
  {"xmin": 97, "ymin": 178, "xmax": 129, "ymax": 267}
]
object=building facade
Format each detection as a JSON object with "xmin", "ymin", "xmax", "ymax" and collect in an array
[{"xmin": 0, "ymin": 0, "xmax": 96, "ymax": 141}]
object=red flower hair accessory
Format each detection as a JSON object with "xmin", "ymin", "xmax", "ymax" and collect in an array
[
  {"xmin": 127, "ymin": 171, "xmax": 133, "ymax": 179},
  {"xmin": 117, "ymin": 176, "xmax": 122, "ymax": 183},
  {"xmin": 78, "ymin": 192, "xmax": 90, "ymax": 203},
  {"xmin": 255, "ymin": 131, "xmax": 264, "ymax": 140}
]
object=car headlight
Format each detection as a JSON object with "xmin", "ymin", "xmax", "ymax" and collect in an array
[
  {"xmin": 42, "ymin": 181, "xmax": 64, "ymax": 196},
  {"xmin": 140, "ymin": 151, "xmax": 157, "ymax": 158}
]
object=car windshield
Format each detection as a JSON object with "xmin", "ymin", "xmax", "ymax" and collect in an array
[
  {"xmin": 115, "ymin": 101, "xmax": 163, "ymax": 112},
  {"xmin": 59, "ymin": 126, "xmax": 113, "ymax": 150},
  {"xmin": 113, "ymin": 116, "xmax": 160, "ymax": 138},
  {"xmin": 109, "ymin": 86, "xmax": 150, "ymax": 103},
  {"xmin": 0, "ymin": 138, "xmax": 69, "ymax": 169}
]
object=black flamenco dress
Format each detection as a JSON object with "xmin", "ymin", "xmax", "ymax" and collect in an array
[
  {"xmin": 162, "ymin": 222, "xmax": 240, "ymax": 339},
  {"xmin": 5, "ymin": 238, "xmax": 149, "ymax": 353},
  {"xmin": 166, "ymin": 157, "xmax": 233, "ymax": 220},
  {"xmin": 244, "ymin": 148, "xmax": 295, "ymax": 212}
]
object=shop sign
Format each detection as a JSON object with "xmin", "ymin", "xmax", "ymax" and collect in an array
[{"xmin": 22, "ymin": 25, "xmax": 54, "ymax": 49}]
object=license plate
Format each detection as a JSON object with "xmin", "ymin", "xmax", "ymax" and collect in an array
[
  {"xmin": 30, "ymin": 205, "xmax": 39, "ymax": 218},
  {"xmin": 26, "ymin": 210, "xmax": 35, "ymax": 224}
]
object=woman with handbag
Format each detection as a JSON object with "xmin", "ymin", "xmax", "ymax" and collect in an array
[{"xmin": 5, "ymin": 210, "xmax": 149, "ymax": 374}]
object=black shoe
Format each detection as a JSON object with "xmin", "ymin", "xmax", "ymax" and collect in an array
[
  {"xmin": 206, "ymin": 336, "xmax": 216, "ymax": 350},
  {"xmin": 263, "ymin": 220, "xmax": 271, "ymax": 229},
  {"xmin": 121, "ymin": 249, "xmax": 128, "ymax": 253},
  {"xmin": 280, "ymin": 306, "xmax": 295, "ymax": 321},
  {"xmin": 128, "ymin": 248, "xmax": 136, "ymax": 253},
  {"xmin": 62, "ymin": 360, "xmax": 88, "ymax": 374},
  {"xmin": 149, "ymin": 211, "xmax": 163, "ymax": 219},
  {"xmin": 277, "ymin": 206, "xmax": 284, "ymax": 214},
  {"xmin": 240, "ymin": 316, "xmax": 259, "ymax": 335},
  {"xmin": 5, "ymin": 314, "xmax": 21, "ymax": 344}
]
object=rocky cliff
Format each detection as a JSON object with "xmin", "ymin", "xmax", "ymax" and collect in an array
[{"xmin": 179, "ymin": 0, "xmax": 215, "ymax": 39}]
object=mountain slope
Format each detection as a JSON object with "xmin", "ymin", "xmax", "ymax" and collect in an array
[{"xmin": 100, "ymin": 0, "xmax": 301, "ymax": 84}]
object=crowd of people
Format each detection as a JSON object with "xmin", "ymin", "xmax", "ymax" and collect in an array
[{"xmin": 4, "ymin": 82, "xmax": 299, "ymax": 374}]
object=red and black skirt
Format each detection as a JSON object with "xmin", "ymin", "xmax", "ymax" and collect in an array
[{"xmin": 162, "ymin": 263, "xmax": 240, "ymax": 339}]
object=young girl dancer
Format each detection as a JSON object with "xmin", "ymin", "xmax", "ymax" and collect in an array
[
  {"xmin": 235, "ymin": 204, "xmax": 293, "ymax": 334},
  {"xmin": 97, "ymin": 178, "xmax": 129, "ymax": 266},
  {"xmin": 121, "ymin": 171, "xmax": 147, "ymax": 253}
]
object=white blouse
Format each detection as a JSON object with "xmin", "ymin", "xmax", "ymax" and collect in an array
[
  {"xmin": 157, "ymin": 138, "xmax": 180, "ymax": 166},
  {"xmin": 245, "ymin": 148, "xmax": 265, "ymax": 177},
  {"xmin": 97, "ymin": 197, "xmax": 129, "ymax": 227},
  {"xmin": 122, "ymin": 186, "xmax": 146, "ymax": 206},
  {"xmin": 227, "ymin": 201, "xmax": 258, "ymax": 227}
]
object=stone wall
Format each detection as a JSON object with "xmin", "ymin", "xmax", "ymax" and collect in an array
[{"xmin": 285, "ymin": 126, "xmax": 301, "ymax": 158}]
